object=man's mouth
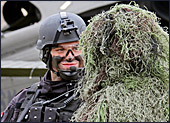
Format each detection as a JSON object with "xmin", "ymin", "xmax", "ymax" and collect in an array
[{"xmin": 62, "ymin": 63, "xmax": 77, "ymax": 68}]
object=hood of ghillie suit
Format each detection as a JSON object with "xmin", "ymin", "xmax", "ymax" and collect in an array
[{"xmin": 71, "ymin": 3, "xmax": 169, "ymax": 122}]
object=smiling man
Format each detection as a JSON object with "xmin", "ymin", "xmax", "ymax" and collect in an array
[{"xmin": 1, "ymin": 12, "xmax": 86, "ymax": 122}]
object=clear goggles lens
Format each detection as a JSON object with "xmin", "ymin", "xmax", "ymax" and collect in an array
[{"xmin": 51, "ymin": 44, "xmax": 81, "ymax": 56}]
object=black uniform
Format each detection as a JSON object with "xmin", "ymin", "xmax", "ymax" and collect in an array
[{"xmin": 1, "ymin": 70, "xmax": 81, "ymax": 122}]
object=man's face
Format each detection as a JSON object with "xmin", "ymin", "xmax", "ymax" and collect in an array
[{"xmin": 51, "ymin": 41, "xmax": 83, "ymax": 71}]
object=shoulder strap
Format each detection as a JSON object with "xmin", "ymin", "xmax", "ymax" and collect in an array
[
  {"xmin": 20, "ymin": 82, "xmax": 40, "ymax": 109},
  {"xmin": 17, "ymin": 82, "xmax": 41, "ymax": 122}
]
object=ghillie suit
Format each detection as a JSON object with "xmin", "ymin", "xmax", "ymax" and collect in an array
[{"xmin": 71, "ymin": 2, "xmax": 169, "ymax": 122}]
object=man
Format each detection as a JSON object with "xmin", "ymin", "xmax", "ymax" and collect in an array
[{"xmin": 1, "ymin": 12, "xmax": 86, "ymax": 122}]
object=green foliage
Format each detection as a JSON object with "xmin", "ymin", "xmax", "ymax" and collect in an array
[{"xmin": 71, "ymin": 2, "xmax": 169, "ymax": 122}]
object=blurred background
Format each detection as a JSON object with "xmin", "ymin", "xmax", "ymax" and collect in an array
[{"xmin": 1, "ymin": 1, "xmax": 169, "ymax": 112}]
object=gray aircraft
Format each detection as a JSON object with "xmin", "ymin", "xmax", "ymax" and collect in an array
[{"xmin": 1, "ymin": 1, "xmax": 169, "ymax": 112}]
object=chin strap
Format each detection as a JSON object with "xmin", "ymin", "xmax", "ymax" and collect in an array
[
  {"xmin": 50, "ymin": 66, "xmax": 84, "ymax": 81},
  {"xmin": 57, "ymin": 67, "xmax": 85, "ymax": 80}
]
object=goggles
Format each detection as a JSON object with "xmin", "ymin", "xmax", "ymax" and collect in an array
[{"xmin": 51, "ymin": 44, "xmax": 81, "ymax": 57}]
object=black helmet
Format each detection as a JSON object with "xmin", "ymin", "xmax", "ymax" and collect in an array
[
  {"xmin": 36, "ymin": 12, "xmax": 86, "ymax": 50},
  {"xmin": 36, "ymin": 12, "xmax": 86, "ymax": 80}
]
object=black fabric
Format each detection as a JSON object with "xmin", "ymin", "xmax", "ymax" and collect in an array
[
  {"xmin": 37, "ymin": 70, "xmax": 81, "ymax": 122},
  {"xmin": 39, "ymin": 70, "xmax": 78, "ymax": 99},
  {"xmin": 5, "ymin": 107, "xmax": 15, "ymax": 122},
  {"xmin": 59, "ymin": 111, "xmax": 73, "ymax": 122},
  {"xmin": 43, "ymin": 107, "xmax": 59, "ymax": 122},
  {"xmin": 11, "ymin": 108, "xmax": 21, "ymax": 122},
  {"xmin": 1, "ymin": 89, "xmax": 28, "ymax": 122},
  {"xmin": 58, "ymin": 98, "xmax": 82, "ymax": 122},
  {"xmin": 15, "ymin": 103, "xmax": 22, "ymax": 109},
  {"xmin": 28, "ymin": 106, "xmax": 43, "ymax": 122},
  {"xmin": 2, "ymin": 70, "xmax": 81, "ymax": 122},
  {"xmin": 20, "ymin": 82, "xmax": 40, "ymax": 109},
  {"xmin": 17, "ymin": 90, "xmax": 41, "ymax": 122}
]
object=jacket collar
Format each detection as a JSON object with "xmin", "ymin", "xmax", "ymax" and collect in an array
[{"xmin": 39, "ymin": 70, "xmax": 78, "ymax": 96}]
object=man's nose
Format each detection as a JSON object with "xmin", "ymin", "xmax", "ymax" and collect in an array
[{"xmin": 65, "ymin": 50, "xmax": 74, "ymax": 61}]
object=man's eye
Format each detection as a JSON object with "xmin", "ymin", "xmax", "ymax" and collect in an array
[
  {"xmin": 73, "ymin": 47, "xmax": 79, "ymax": 51},
  {"xmin": 57, "ymin": 48, "xmax": 64, "ymax": 51}
]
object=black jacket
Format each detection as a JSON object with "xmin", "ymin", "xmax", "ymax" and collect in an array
[{"xmin": 1, "ymin": 70, "xmax": 81, "ymax": 122}]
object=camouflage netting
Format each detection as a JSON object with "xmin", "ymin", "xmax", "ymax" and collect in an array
[{"xmin": 71, "ymin": 2, "xmax": 169, "ymax": 122}]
